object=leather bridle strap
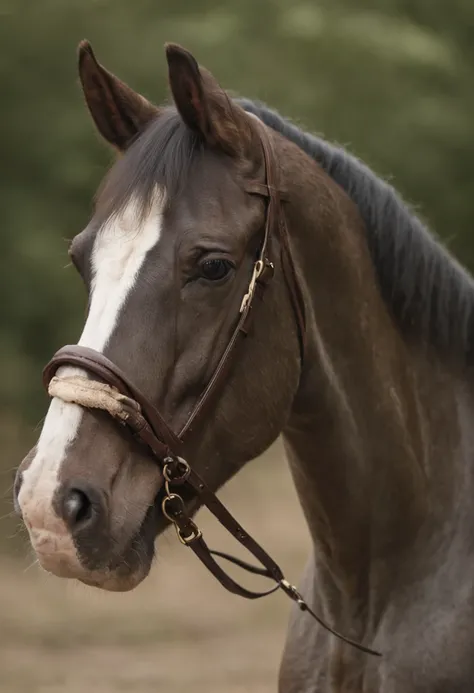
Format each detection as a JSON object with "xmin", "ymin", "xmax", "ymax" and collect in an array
[{"xmin": 42, "ymin": 118, "xmax": 381, "ymax": 657}]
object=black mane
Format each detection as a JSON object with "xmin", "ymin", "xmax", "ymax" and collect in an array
[{"xmin": 239, "ymin": 99, "xmax": 474, "ymax": 364}]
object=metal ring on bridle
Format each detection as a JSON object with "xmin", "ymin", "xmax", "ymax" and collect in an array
[
  {"xmin": 161, "ymin": 492, "xmax": 186, "ymax": 522},
  {"xmin": 163, "ymin": 456, "xmax": 191, "ymax": 484}
]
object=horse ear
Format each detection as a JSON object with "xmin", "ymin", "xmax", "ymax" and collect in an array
[
  {"xmin": 78, "ymin": 40, "xmax": 159, "ymax": 151},
  {"xmin": 165, "ymin": 43, "xmax": 252, "ymax": 156}
]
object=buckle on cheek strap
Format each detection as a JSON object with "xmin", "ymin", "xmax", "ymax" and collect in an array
[{"xmin": 240, "ymin": 259, "xmax": 275, "ymax": 314}]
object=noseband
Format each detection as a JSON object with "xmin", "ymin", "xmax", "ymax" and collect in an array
[{"xmin": 43, "ymin": 119, "xmax": 380, "ymax": 657}]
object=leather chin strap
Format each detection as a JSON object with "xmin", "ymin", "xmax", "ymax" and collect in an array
[{"xmin": 42, "ymin": 117, "xmax": 381, "ymax": 658}]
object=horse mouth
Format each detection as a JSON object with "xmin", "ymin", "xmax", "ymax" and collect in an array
[
  {"xmin": 79, "ymin": 562, "xmax": 151, "ymax": 592},
  {"xmin": 79, "ymin": 501, "xmax": 159, "ymax": 592},
  {"xmin": 87, "ymin": 485, "xmax": 200, "ymax": 591}
]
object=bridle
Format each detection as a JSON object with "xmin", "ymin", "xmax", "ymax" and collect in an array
[{"xmin": 42, "ymin": 117, "xmax": 381, "ymax": 657}]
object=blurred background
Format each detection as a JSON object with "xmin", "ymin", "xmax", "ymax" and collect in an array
[{"xmin": 1, "ymin": 0, "xmax": 474, "ymax": 690}]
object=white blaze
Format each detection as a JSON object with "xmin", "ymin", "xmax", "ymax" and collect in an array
[{"xmin": 18, "ymin": 192, "xmax": 164, "ymax": 556}]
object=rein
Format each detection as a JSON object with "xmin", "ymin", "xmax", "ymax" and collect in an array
[{"xmin": 43, "ymin": 119, "xmax": 381, "ymax": 658}]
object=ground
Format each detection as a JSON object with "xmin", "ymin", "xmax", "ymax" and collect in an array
[{"xmin": 1, "ymin": 441, "xmax": 310, "ymax": 692}]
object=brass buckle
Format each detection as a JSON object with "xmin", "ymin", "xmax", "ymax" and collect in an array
[
  {"xmin": 240, "ymin": 260, "xmax": 264, "ymax": 314},
  {"xmin": 177, "ymin": 522, "xmax": 202, "ymax": 545}
]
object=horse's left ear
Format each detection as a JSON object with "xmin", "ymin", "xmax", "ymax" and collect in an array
[
  {"xmin": 78, "ymin": 40, "xmax": 160, "ymax": 151},
  {"xmin": 165, "ymin": 43, "xmax": 252, "ymax": 156}
]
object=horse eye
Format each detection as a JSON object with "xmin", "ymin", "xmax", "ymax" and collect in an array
[{"xmin": 200, "ymin": 259, "xmax": 234, "ymax": 281}]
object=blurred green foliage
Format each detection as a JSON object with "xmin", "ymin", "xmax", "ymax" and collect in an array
[{"xmin": 1, "ymin": 0, "xmax": 474, "ymax": 464}]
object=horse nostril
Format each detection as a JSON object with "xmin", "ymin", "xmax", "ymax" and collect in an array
[
  {"xmin": 62, "ymin": 488, "xmax": 93, "ymax": 530},
  {"xmin": 55, "ymin": 481, "xmax": 106, "ymax": 535}
]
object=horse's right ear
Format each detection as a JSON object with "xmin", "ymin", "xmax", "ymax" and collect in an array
[{"xmin": 78, "ymin": 40, "xmax": 159, "ymax": 151}]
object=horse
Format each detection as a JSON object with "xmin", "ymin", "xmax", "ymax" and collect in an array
[{"xmin": 14, "ymin": 40, "xmax": 474, "ymax": 692}]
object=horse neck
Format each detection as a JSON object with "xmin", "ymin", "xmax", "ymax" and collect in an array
[{"xmin": 279, "ymin": 148, "xmax": 471, "ymax": 628}]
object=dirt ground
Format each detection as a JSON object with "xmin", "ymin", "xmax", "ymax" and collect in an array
[{"xmin": 0, "ymin": 441, "xmax": 310, "ymax": 692}]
